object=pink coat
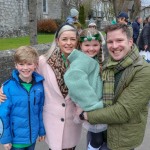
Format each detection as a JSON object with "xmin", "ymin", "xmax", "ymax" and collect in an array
[{"xmin": 37, "ymin": 55, "xmax": 82, "ymax": 150}]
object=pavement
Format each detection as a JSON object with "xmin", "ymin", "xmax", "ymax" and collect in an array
[{"xmin": 0, "ymin": 108, "xmax": 150, "ymax": 150}]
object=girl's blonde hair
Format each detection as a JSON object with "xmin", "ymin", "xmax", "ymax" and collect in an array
[
  {"xmin": 45, "ymin": 24, "xmax": 78, "ymax": 60},
  {"xmin": 14, "ymin": 46, "xmax": 39, "ymax": 64}
]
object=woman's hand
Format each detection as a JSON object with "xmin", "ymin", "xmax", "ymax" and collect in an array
[{"xmin": 0, "ymin": 86, "xmax": 6, "ymax": 102}]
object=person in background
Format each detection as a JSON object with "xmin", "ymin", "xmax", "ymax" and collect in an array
[
  {"xmin": 0, "ymin": 24, "xmax": 82, "ymax": 150},
  {"xmin": 64, "ymin": 28, "xmax": 107, "ymax": 150},
  {"xmin": 138, "ymin": 15, "xmax": 150, "ymax": 51},
  {"xmin": 132, "ymin": 16, "xmax": 142, "ymax": 44},
  {"xmin": 143, "ymin": 17, "xmax": 148, "ymax": 27},
  {"xmin": 80, "ymin": 24, "xmax": 150, "ymax": 150},
  {"xmin": 66, "ymin": 8, "xmax": 79, "ymax": 25},
  {"xmin": 88, "ymin": 20, "xmax": 106, "ymax": 45},
  {"xmin": 0, "ymin": 46, "xmax": 45, "ymax": 150},
  {"xmin": 117, "ymin": 12, "xmax": 129, "ymax": 25},
  {"xmin": 66, "ymin": 8, "xmax": 82, "ymax": 34},
  {"xmin": 117, "ymin": 12, "xmax": 133, "ymax": 36}
]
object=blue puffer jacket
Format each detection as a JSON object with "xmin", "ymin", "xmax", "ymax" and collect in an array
[
  {"xmin": 0, "ymin": 69, "xmax": 45, "ymax": 144},
  {"xmin": 66, "ymin": 16, "xmax": 75, "ymax": 24}
]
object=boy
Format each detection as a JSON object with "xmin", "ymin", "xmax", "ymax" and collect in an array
[{"xmin": 0, "ymin": 46, "xmax": 45, "ymax": 150}]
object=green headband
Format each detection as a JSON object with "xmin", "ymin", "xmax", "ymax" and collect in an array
[{"xmin": 80, "ymin": 33, "xmax": 101, "ymax": 42}]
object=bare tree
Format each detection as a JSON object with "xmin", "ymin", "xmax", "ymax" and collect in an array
[
  {"xmin": 29, "ymin": 0, "xmax": 38, "ymax": 45},
  {"xmin": 60, "ymin": 0, "xmax": 86, "ymax": 20}
]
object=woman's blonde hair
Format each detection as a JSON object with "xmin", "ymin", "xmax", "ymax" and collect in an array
[
  {"xmin": 14, "ymin": 46, "xmax": 39, "ymax": 64},
  {"xmin": 45, "ymin": 24, "xmax": 78, "ymax": 60}
]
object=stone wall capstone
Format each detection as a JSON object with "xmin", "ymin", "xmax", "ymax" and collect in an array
[{"xmin": 0, "ymin": 43, "xmax": 51, "ymax": 85}]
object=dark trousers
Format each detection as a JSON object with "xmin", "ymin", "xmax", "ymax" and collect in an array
[
  {"xmin": 133, "ymin": 37, "xmax": 138, "ymax": 44},
  {"xmin": 49, "ymin": 147, "xmax": 75, "ymax": 150},
  {"xmin": 11, "ymin": 143, "xmax": 36, "ymax": 150}
]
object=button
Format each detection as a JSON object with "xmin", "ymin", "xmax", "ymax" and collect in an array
[
  {"xmin": 61, "ymin": 118, "xmax": 64, "ymax": 122},
  {"xmin": 62, "ymin": 103, "xmax": 65, "ymax": 107}
]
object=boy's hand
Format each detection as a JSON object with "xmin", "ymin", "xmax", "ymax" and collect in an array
[
  {"xmin": 3, "ymin": 143, "xmax": 12, "ymax": 150},
  {"xmin": 38, "ymin": 136, "xmax": 45, "ymax": 142}
]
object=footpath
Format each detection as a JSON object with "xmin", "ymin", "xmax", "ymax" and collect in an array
[{"xmin": 0, "ymin": 108, "xmax": 150, "ymax": 150}]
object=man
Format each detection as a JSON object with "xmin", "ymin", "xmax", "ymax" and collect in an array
[
  {"xmin": 138, "ymin": 15, "xmax": 150, "ymax": 51},
  {"xmin": 117, "ymin": 12, "xmax": 129, "ymax": 25},
  {"xmin": 132, "ymin": 16, "xmax": 142, "ymax": 44},
  {"xmin": 117, "ymin": 12, "xmax": 133, "ymax": 36},
  {"xmin": 81, "ymin": 24, "xmax": 150, "ymax": 150}
]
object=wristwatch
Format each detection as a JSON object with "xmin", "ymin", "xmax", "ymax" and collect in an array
[{"xmin": 79, "ymin": 111, "xmax": 85, "ymax": 120}]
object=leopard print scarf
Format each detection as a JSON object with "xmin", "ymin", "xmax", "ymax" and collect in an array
[{"xmin": 47, "ymin": 50, "xmax": 68, "ymax": 98}]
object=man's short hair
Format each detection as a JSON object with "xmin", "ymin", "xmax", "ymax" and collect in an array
[{"xmin": 105, "ymin": 24, "xmax": 132, "ymax": 39}]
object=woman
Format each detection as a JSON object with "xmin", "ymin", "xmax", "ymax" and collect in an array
[{"xmin": 0, "ymin": 24, "xmax": 82, "ymax": 150}]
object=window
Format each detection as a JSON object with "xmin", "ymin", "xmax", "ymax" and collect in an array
[{"xmin": 43, "ymin": 0, "xmax": 48, "ymax": 14}]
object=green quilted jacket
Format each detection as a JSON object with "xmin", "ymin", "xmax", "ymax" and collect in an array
[{"xmin": 88, "ymin": 56, "xmax": 150, "ymax": 150}]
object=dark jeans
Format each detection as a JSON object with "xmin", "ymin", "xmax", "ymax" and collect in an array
[{"xmin": 11, "ymin": 143, "xmax": 36, "ymax": 150}]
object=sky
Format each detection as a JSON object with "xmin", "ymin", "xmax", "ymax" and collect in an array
[{"xmin": 141, "ymin": 0, "xmax": 150, "ymax": 6}]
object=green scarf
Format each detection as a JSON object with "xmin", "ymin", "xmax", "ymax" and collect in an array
[{"xmin": 102, "ymin": 44, "xmax": 139, "ymax": 107}]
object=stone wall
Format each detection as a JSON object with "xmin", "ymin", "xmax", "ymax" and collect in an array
[
  {"xmin": 0, "ymin": 0, "xmax": 29, "ymax": 37},
  {"xmin": 0, "ymin": 0, "xmax": 62, "ymax": 37},
  {"xmin": 0, "ymin": 43, "xmax": 51, "ymax": 85}
]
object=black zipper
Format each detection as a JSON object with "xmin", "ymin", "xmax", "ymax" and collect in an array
[
  {"xmin": 34, "ymin": 90, "xmax": 36, "ymax": 105},
  {"xmin": 12, "ymin": 122, "xmax": 15, "ymax": 137},
  {"xmin": 28, "ymin": 93, "xmax": 32, "ymax": 143}
]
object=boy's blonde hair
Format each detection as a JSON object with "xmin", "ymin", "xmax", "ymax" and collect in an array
[{"xmin": 14, "ymin": 46, "xmax": 39, "ymax": 64}]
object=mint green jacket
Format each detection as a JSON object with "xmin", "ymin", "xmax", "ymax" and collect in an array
[
  {"xmin": 88, "ymin": 56, "xmax": 150, "ymax": 150},
  {"xmin": 64, "ymin": 49, "xmax": 103, "ymax": 111}
]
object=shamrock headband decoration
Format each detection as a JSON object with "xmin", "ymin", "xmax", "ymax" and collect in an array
[{"xmin": 79, "ymin": 32, "xmax": 101, "ymax": 42}]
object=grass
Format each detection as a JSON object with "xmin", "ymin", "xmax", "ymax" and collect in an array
[{"xmin": 0, "ymin": 33, "xmax": 54, "ymax": 51}]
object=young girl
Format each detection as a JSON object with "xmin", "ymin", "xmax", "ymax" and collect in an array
[{"xmin": 64, "ymin": 28, "xmax": 107, "ymax": 150}]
